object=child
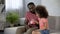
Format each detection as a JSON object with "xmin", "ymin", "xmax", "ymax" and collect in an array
[{"xmin": 35, "ymin": 5, "xmax": 49, "ymax": 34}]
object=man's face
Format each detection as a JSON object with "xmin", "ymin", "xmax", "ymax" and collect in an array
[{"xmin": 28, "ymin": 5, "xmax": 35, "ymax": 12}]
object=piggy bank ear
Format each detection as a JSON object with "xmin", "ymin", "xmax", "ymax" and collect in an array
[
  {"xmin": 30, "ymin": 20, "xmax": 35, "ymax": 24},
  {"xmin": 30, "ymin": 20, "xmax": 33, "ymax": 24}
]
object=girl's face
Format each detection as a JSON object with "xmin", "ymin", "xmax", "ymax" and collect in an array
[{"xmin": 36, "ymin": 12, "xmax": 40, "ymax": 18}]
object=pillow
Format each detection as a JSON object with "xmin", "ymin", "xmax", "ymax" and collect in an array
[{"xmin": 19, "ymin": 18, "xmax": 25, "ymax": 26}]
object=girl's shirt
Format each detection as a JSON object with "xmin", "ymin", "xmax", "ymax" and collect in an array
[{"xmin": 38, "ymin": 18, "xmax": 49, "ymax": 30}]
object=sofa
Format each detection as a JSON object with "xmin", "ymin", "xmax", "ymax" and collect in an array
[
  {"xmin": 4, "ymin": 16, "xmax": 60, "ymax": 34},
  {"xmin": 19, "ymin": 16, "xmax": 60, "ymax": 33}
]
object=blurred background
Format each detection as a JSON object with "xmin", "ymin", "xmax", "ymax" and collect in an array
[
  {"xmin": 0, "ymin": 0, "xmax": 60, "ymax": 34},
  {"xmin": 5, "ymin": 0, "xmax": 60, "ymax": 17}
]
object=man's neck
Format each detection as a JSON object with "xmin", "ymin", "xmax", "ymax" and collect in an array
[{"xmin": 30, "ymin": 11, "xmax": 35, "ymax": 14}]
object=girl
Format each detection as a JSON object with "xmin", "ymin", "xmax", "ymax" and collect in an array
[{"xmin": 35, "ymin": 5, "xmax": 49, "ymax": 34}]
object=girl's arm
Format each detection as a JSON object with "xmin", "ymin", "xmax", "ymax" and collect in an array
[
  {"xmin": 43, "ymin": 19, "xmax": 49, "ymax": 30},
  {"xmin": 44, "ymin": 23, "xmax": 48, "ymax": 29},
  {"xmin": 44, "ymin": 22, "xmax": 49, "ymax": 29}
]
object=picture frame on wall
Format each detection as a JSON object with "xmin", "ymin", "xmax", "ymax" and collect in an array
[
  {"xmin": 0, "ymin": 0, "xmax": 5, "ymax": 4},
  {"xmin": 0, "ymin": 0, "xmax": 5, "ymax": 13}
]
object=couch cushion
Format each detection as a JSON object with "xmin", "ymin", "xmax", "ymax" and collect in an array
[
  {"xmin": 19, "ymin": 18, "xmax": 25, "ymax": 26},
  {"xmin": 48, "ymin": 16, "xmax": 58, "ymax": 33},
  {"xmin": 19, "ymin": 16, "xmax": 60, "ymax": 33}
]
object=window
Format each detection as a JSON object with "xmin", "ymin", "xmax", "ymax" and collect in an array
[{"xmin": 6, "ymin": 0, "xmax": 23, "ymax": 10}]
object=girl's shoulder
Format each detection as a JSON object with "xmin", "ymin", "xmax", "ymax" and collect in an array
[
  {"xmin": 41, "ymin": 18, "xmax": 47, "ymax": 20},
  {"xmin": 40, "ymin": 18, "xmax": 48, "ymax": 22}
]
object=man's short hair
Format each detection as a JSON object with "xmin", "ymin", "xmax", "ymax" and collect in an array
[{"xmin": 27, "ymin": 2, "xmax": 35, "ymax": 7}]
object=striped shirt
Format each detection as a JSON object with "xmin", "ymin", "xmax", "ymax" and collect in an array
[{"xmin": 25, "ymin": 11, "xmax": 39, "ymax": 28}]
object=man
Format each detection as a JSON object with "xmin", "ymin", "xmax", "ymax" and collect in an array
[{"xmin": 25, "ymin": 2, "xmax": 39, "ymax": 34}]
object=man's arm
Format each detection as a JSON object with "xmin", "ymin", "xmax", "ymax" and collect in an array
[
  {"xmin": 24, "ymin": 19, "xmax": 28, "ymax": 25},
  {"xmin": 24, "ymin": 19, "xmax": 29, "ymax": 30}
]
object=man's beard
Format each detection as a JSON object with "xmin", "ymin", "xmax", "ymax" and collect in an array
[{"xmin": 30, "ymin": 11, "xmax": 35, "ymax": 14}]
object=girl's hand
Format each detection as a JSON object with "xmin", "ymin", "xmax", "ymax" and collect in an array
[
  {"xmin": 35, "ymin": 21, "xmax": 39, "ymax": 24},
  {"xmin": 30, "ymin": 19, "xmax": 39, "ymax": 24},
  {"xmin": 32, "ymin": 19, "xmax": 39, "ymax": 24}
]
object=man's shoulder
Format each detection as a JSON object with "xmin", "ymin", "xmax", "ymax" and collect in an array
[
  {"xmin": 25, "ymin": 11, "xmax": 30, "ymax": 16},
  {"xmin": 26, "ymin": 11, "xmax": 31, "ymax": 14},
  {"xmin": 26, "ymin": 11, "xmax": 30, "ymax": 13}
]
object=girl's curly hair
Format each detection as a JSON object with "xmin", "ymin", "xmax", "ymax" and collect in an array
[{"xmin": 35, "ymin": 5, "xmax": 49, "ymax": 18}]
